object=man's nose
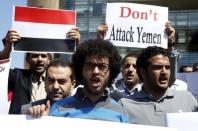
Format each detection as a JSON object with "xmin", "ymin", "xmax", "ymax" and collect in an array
[
  {"xmin": 161, "ymin": 66, "xmax": 167, "ymax": 73},
  {"xmin": 38, "ymin": 55, "xmax": 43, "ymax": 60},
  {"xmin": 93, "ymin": 66, "xmax": 100, "ymax": 73},
  {"xmin": 52, "ymin": 81, "xmax": 59, "ymax": 89},
  {"xmin": 129, "ymin": 65, "xmax": 135, "ymax": 71}
]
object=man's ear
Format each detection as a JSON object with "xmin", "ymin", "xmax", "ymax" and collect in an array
[
  {"xmin": 47, "ymin": 59, "xmax": 50, "ymax": 65},
  {"xmin": 25, "ymin": 54, "xmax": 31, "ymax": 64},
  {"xmin": 71, "ymin": 80, "xmax": 76, "ymax": 91}
]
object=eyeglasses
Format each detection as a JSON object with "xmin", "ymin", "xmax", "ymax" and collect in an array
[{"xmin": 84, "ymin": 62, "xmax": 110, "ymax": 72}]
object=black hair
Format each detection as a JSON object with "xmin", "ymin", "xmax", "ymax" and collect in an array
[
  {"xmin": 46, "ymin": 58, "xmax": 74, "ymax": 80},
  {"xmin": 72, "ymin": 39, "xmax": 121, "ymax": 87},
  {"xmin": 179, "ymin": 65, "xmax": 192, "ymax": 73},
  {"xmin": 136, "ymin": 46, "xmax": 169, "ymax": 81},
  {"xmin": 121, "ymin": 53, "xmax": 138, "ymax": 66},
  {"xmin": 193, "ymin": 63, "xmax": 198, "ymax": 72}
]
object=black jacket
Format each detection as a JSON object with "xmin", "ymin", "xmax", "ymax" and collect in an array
[{"xmin": 9, "ymin": 68, "xmax": 32, "ymax": 114}]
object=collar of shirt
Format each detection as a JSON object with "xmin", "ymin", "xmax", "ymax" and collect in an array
[
  {"xmin": 31, "ymin": 72, "xmax": 47, "ymax": 102},
  {"xmin": 115, "ymin": 79, "xmax": 138, "ymax": 96},
  {"xmin": 135, "ymin": 86, "xmax": 174, "ymax": 102},
  {"xmin": 123, "ymin": 84, "xmax": 137, "ymax": 95},
  {"xmin": 75, "ymin": 87, "xmax": 110, "ymax": 105},
  {"xmin": 31, "ymin": 72, "xmax": 46, "ymax": 85}
]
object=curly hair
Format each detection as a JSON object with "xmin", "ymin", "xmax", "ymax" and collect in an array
[
  {"xmin": 72, "ymin": 39, "xmax": 121, "ymax": 87},
  {"xmin": 136, "ymin": 46, "xmax": 169, "ymax": 81}
]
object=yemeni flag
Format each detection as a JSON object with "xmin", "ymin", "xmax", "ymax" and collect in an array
[{"xmin": 12, "ymin": 6, "xmax": 76, "ymax": 53}]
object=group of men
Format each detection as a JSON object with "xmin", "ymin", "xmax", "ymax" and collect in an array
[
  {"xmin": 0, "ymin": 27, "xmax": 79, "ymax": 114},
  {"xmin": 0, "ymin": 21, "xmax": 197, "ymax": 126}
]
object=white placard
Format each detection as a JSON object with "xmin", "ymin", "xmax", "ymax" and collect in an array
[
  {"xmin": 0, "ymin": 59, "xmax": 10, "ymax": 114},
  {"xmin": 177, "ymin": 72, "xmax": 198, "ymax": 100},
  {"xmin": 0, "ymin": 115, "xmax": 177, "ymax": 131},
  {"xmin": 166, "ymin": 112, "xmax": 198, "ymax": 131},
  {"xmin": 105, "ymin": 3, "xmax": 168, "ymax": 49}
]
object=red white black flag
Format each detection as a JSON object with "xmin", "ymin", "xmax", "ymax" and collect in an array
[{"xmin": 12, "ymin": 6, "xmax": 76, "ymax": 53}]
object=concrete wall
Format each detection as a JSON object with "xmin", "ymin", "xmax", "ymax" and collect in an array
[{"xmin": 27, "ymin": 0, "xmax": 59, "ymax": 9}]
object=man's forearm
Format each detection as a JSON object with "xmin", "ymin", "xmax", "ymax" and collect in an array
[{"xmin": 0, "ymin": 45, "xmax": 12, "ymax": 60}]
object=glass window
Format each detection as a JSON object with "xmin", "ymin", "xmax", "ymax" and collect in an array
[
  {"xmin": 189, "ymin": 21, "xmax": 198, "ymax": 26},
  {"xmin": 176, "ymin": 13, "xmax": 187, "ymax": 19},
  {"xmin": 178, "ymin": 32, "xmax": 186, "ymax": 43},
  {"xmin": 75, "ymin": 1, "xmax": 89, "ymax": 16},
  {"xmin": 177, "ymin": 21, "xmax": 188, "ymax": 26},
  {"xmin": 188, "ymin": 12, "xmax": 198, "ymax": 19},
  {"xmin": 93, "ymin": 1, "xmax": 103, "ymax": 16},
  {"xmin": 77, "ymin": 17, "xmax": 88, "ymax": 31},
  {"xmin": 89, "ymin": 17, "xmax": 105, "ymax": 32}
]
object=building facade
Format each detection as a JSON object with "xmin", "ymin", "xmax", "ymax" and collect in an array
[
  {"xmin": 59, "ymin": 0, "xmax": 198, "ymax": 69},
  {"xmin": 28, "ymin": 0, "xmax": 198, "ymax": 70}
]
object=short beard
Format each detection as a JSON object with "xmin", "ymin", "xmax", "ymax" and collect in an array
[{"xmin": 82, "ymin": 77, "xmax": 109, "ymax": 95}]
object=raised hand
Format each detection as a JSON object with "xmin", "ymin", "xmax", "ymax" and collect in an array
[
  {"xmin": 165, "ymin": 21, "xmax": 175, "ymax": 46},
  {"xmin": 96, "ymin": 24, "xmax": 108, "ymax": 40},
  {"xmin": 67, "ymin": 27, "xmax": 80, "ymax": 46},
  {"xmin": 27, "ymin": 100, "xmax": 51, "ymax": 118}
]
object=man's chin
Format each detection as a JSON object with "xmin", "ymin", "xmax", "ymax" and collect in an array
[
  {"xmin": 159, "ymin": 84, "xmax": 168, "ymax": 90},
  {"xmin": 86, "ymin": 86, "xmax": 104, "ymax": 95},
  {"xmin": 35, "ymin": 69, "xmax": 45, "ymax": 74},
  {"xmin": 52, "ymin": 97, "xmax": 62, "ymax": 101},
  {"xmin": 126, "ymin": 80, "xmax": 135, "ymax": 84}
]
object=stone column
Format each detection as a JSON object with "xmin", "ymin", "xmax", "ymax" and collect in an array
[{"xmin": 27, "ymin": 0, "xmax": 59, "ymax": 9}]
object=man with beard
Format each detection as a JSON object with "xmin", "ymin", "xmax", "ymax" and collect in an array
[
  {"xmin": 8, "ymin": 52, "xmax": 52, "ymax": 114},
  {"xmin": 120, "ymin": 46, "xmax": 198, "ymax": 126},
  {"xmin": 110, "ymin": 53, "xmax": 141, "ymax": 101},
  {"xmin": 22, "ymin": 59, "xmax": 76, "ymax": 114},
  {"xmin": 0, "ymin": 28, "xmax": 80, "ymax": 114},
  {"xmin": 28, "ymin": 39, "xmax": 129, "ymax": 123}
]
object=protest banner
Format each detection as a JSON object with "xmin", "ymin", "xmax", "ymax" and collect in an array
[
  {"xmin": 166, "ymin": 112, "xmax": 198, "ymax": 131},
  {"xmin": 12, "ymin": 6, "xmax": 76, "ymax": 53},
  {"xmin": 0, "ymin": 59, "xmax": 10, "ymax": 114},
  {"xmin": 177, "ymin": 72, "xmax": 198, "ymax": 101},
  {"xmin": 0, "ymin": 115, "xmax": 177, "ymax": 131},
  {"xmin": 105, "ymin": 3, "xmax": 168, "ymax": 49}
]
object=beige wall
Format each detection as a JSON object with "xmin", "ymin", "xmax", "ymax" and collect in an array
[{"xmin": 27, "ymin": 0, "xmax": 59, "ymax": 9}]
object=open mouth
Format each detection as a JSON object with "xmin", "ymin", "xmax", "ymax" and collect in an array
[
  {"xmin": 126, "ymin": 74, "xmax": 134, "ymax": 79},
  {"xmin": 90, "ymin": 78, "xmax": 101, "ymax": 87},
  {"xmin": 36, "ymin": 64, "xmax": 44, "ymax": 69},
  {"xmin": 159, "ymin": 77, "xmax": 168, "ymax": 84}
]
